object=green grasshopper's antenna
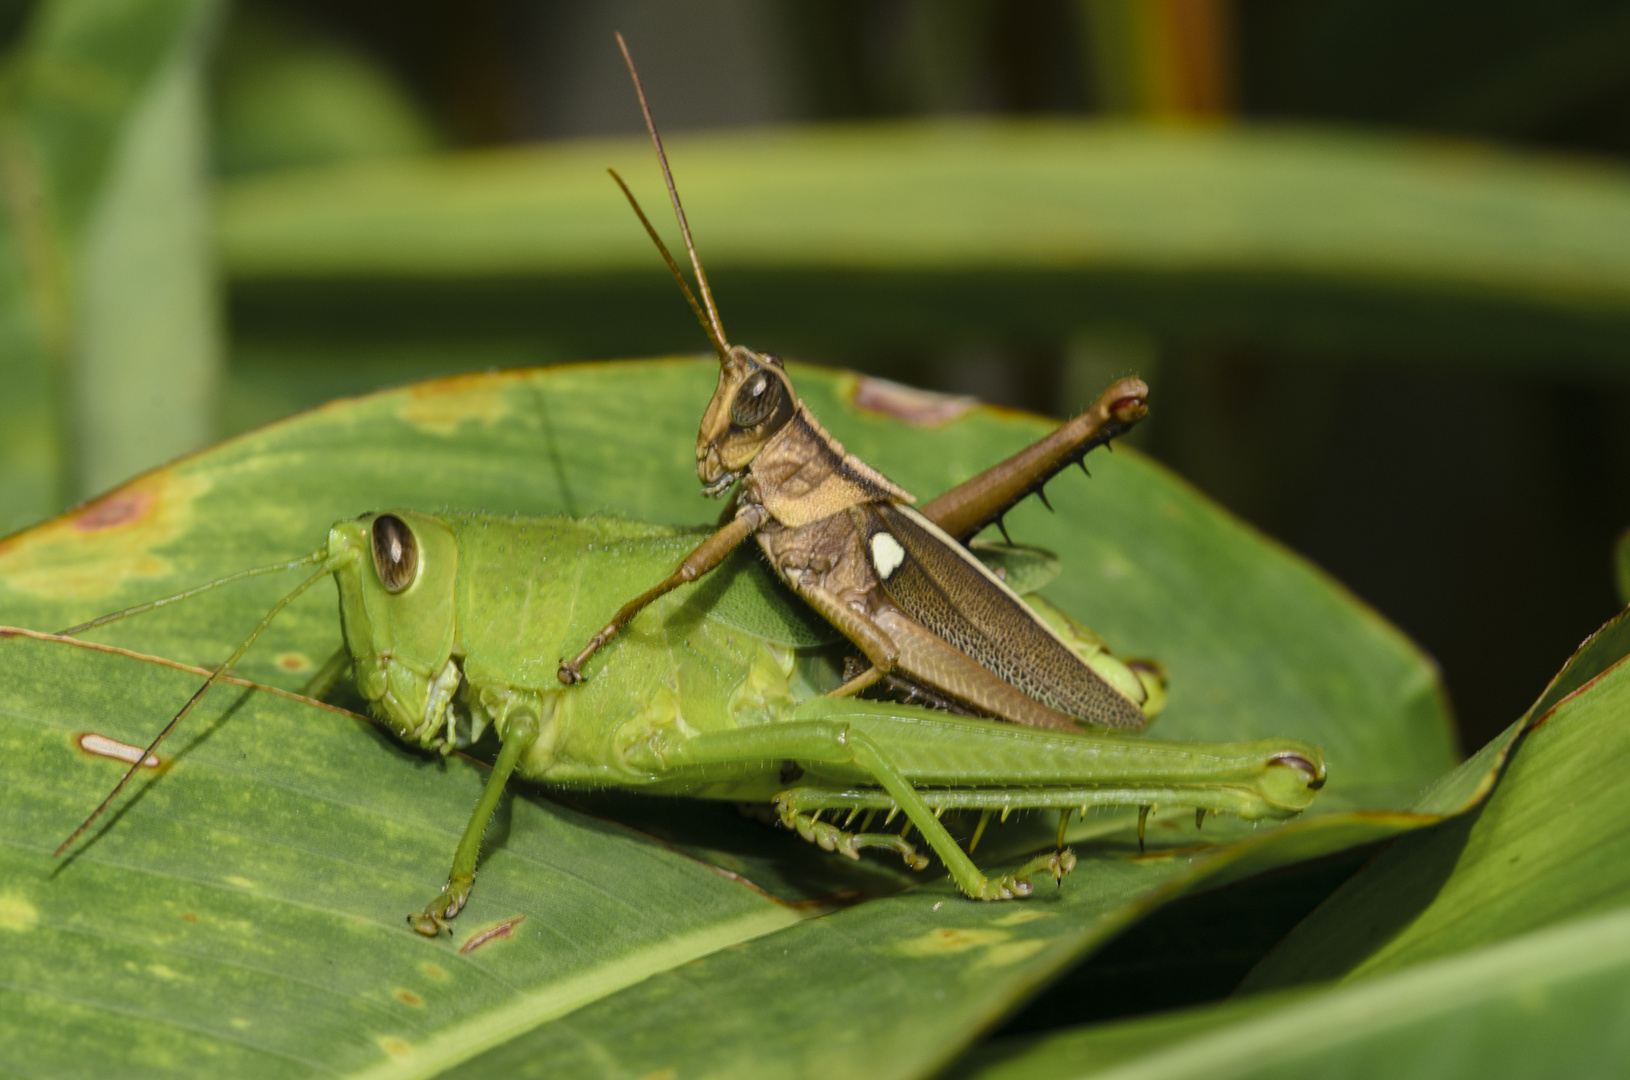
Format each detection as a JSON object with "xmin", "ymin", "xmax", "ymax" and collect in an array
[
  {"xmin": 612, "ymin": 31, "xmax": 731, "ymax": 362},
  {"xmin": 54, "ymin": 559, "xmax": 332, "ymax": 857},
  {"xmin": 58, "ymin": 549, "xmax": 328, "ymax": 636}
]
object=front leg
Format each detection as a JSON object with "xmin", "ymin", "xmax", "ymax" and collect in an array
[
  {"xmin": 411, "ymin": 711, "xmax": 539, "ymax": 936},
  {"xmin": 558, "ymin": 506, "xmax": 765, "ymax": 684},
  {"xmin": 788, "ymin": 581, "xmax": 898, "ymax": 697}
]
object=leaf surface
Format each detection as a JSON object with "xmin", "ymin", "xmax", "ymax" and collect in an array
[
  {"xmin": 952, "ymin": 606, "xmax": 1630, "ymax": 1080},
  {"xmin": 0, "ymin": 361, "xmax": 1466, "ymax": 1078}
]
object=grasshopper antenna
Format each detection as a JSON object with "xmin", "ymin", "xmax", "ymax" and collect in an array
[
  {"xmin": 608, "ymin": 169, "xmax": 722, "ymax": 358},
  {"xmin": 57, "ymin": 548, "xmax": 328, "ymax": 636},
  {"xmin": 54, "ymin": 563, "xmax": 332, "ymax": 857},
  {"xmin": 614, "ymin": 31, "xmax": 729, "ymax": 360}
]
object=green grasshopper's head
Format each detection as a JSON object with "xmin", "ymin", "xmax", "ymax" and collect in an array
[
  {"xmin": 327, "ymin": 510, "xmax": 463, "ymax": 751},
  {"xmin": 696, "ymin": 345, "xmax": 797, "ymax": 497}
]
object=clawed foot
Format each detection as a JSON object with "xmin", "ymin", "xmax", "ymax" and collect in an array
[
  {"xmin": 972, "ymin": 849, "xmax": 1077, "ymax": 901},
  {"xmin": 776, "ymin": 800, "xmax": 930, "ymax": 870},
  {"xmin": 409, "ymin": 876, "xmax": 473, "ymax": 937}
]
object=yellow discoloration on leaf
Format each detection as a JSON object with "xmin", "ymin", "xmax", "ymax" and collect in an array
[
  {"xmin": 892, "ymin": 927, "xmax": 1009, "ymax": 957},
  {"xmin": 276, "ymin": 652, "xmax": 312, "ymax": 672},
  {"xmin": 972, "ymin": 939, "xmax": 1050, "ymax": 968},
  {"xmin": 396, "ymin": 377, "xmax": 514, "ymax": 435},
  {"xmin": 420, "ymin": 962, "xmax": 447, "ymax": 980},
  {"xmin": 0, "ymin": 892, "xmax": 38, "ymax": 932},
  {"xmin": 394, "ymin": 989, "xmax": 424, "ymax": 1007},
  {"xmin": 229, "ymin": 1018, "xmax": 250, "ymax": 1030},
  {"xmin": 378, "ymin": 1036, "xmax": 413, "ymax": 1061},
  {"xmin": 993, "ymin": 910, "xmax": 1051, "ymax": 926},
  {"xmin": 225, "ymin": 875, "xmax": 255, "ymax": 889},
  {"xmin": 0, "ymin": 471, "xmax": 210, "ymax": 600},
  {"xmin": 147, "ymin": 963, "xmax": 182, "ymax": 980}
]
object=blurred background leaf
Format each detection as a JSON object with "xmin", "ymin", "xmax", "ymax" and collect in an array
[{"xmin": 0, "ymin": 0, "xmax": 220, "ymax": 533}]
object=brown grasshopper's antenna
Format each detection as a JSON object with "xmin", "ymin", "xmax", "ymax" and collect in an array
[
  {"xmin": 615, "ymin": 31, "xmax": 729, "ymax": 360},
  {"xmin": 54, "ymin": 563, "xmax": 332, "ymax": 858},
  {"xmin": 608, "ymin": 168, "xmax": 722, "ymax": 358}
]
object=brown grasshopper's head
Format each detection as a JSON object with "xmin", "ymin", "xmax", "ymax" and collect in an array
[{"xmin": 695, "ymin": 345, "xmax": 797, "ymax": 496}]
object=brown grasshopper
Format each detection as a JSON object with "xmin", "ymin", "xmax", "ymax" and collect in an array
[{"xmin": 558, "ymin": 36, "xmax": 1158, "ymax": 733}]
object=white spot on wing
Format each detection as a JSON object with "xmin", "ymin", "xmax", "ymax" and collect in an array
[{"xmin": 871, "ymin": 532, "xmax": 906, "ymax": 579}]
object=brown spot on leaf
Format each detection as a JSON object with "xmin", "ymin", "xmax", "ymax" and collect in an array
[
  {"xmin": 393, "ymin": 989, "xmax": 424, "ymax": 1007},
  {"xmin": 378, "ymin": 1037, "xmax": 412, "ymax": 1060},
  {"xmin": 180, "ymin": 912, "xmax": 197, "ymax": 924},
  {"xmin": 0, "ymin": 472, "xmax": 210, "ymax": 600},
  {"xmin": 419, "ymin": 963, "xmax": 446, "ymax": 981},
  {"xmin": 458, "ymin": 915, "xmax": 525, "ymax": 954},
  {"xmin": 276, "ymin": 652, "xmax": 312, "ymax": 672},
  {"xmin": 74, "ymin": 491, "xmax": 152, "ymax": 532},
  {"xmin": 850, "ymin": 376, "xmax": 976, "ymax": 427}
]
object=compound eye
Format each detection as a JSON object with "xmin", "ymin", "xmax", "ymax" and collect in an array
[
  {"xmin": 730, "ymin": 369, "xmax": 783, "ymax": 428},
  {"xmin": 371, "ymin": 514, "xmax": 419, "ymax": 593}
]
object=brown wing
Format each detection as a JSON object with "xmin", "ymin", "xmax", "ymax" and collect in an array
[{"xmin": 858, "ymin": 502, "xmax": 1146, "ymax": 729}]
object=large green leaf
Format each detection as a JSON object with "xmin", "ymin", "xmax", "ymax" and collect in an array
[
  {"xmin": 953, "ymin": 606, "xmax": 1630, "ymax": 1080},
  {"xmin": 946, "ymin": 906, "xmax": 1630, "ymax": 1080},
  {"xmin": 219, "ymin": 122, "xmax": 1630, "ymax": 366},
  {"xmin": 0, "ymin": 0, "xmax": 221, "ymax": 532},
  {"xmin": 0, "ymin": 361, "xmax": 1464, "ymax": 1078}
]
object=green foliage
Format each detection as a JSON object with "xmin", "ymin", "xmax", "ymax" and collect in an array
[
  {"xmin": 219, "ymin": 121, "xmax": 1630, "ymax": 378},
  {"xmin": 0, "ymin": 0, "xmax": 220, "ymax": 531},
  {"xmin": 955, "ymin": 608, "xmax": 1630, "ymax": 1079},
  {"xmin": 2, "ymin": 361, "xmax": 1469, "ymax": 1078},
  {"xmin": 2, "ymin": 1, "xmax": 1628, "ymax": 1076}
]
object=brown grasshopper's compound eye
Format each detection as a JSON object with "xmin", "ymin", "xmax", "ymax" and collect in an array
[
  {"xmin": 730, "ymin": 369, "xmax": 783, "ymax": 428},
  {"xmin": 371, "ymin": 514, "xmax": 419, "ymax": 593}
]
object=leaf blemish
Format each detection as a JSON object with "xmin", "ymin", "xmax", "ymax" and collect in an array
[
  {"xmin": 0, "ymin": 892, "xmax": 39, "ymax": 932},
  {"xmin": 73, "ymin": 491, "xmax": 152, "ymax": 532},
  {"xmin": 459, "ymin": 914, "xmax": 526, "ymax": 954},
  {"xmin": 973, "ymin": 940, "xmax": 1049, "ymax": 968},
  {"xmin": 0, "ymin": 472, "xmax": 210, "ymax": 599},
  {"xmin": 78, "ymin": 732, "xmax": 160, "ymax": 768},
  {"xmin": 849, "ymin": 375, "xmax": 976, "ymax": 426},
  {"xmin": 378, "ymin": 1037, "xmax": 413, "ymax": 1061},
  {"xmin": 397, "ymin": 379, "xmax": 514, "ymax": 435},
  {"xmin": 276, "ymin": 652, "xmax": 312, "ymax": 673},
  {"xmin": 393, "ymin": 989, "xmax": 424, "ymax": 1007},
  {"xmin": 993, "ymin": 910, "xmax": 1050, "ymax": 926},
  {"xmin": 892, "ymin": 928, "xmax": 1009, "ymax": 957},
  {"xmin": 420, "ymin": 962, "xmax": 447, "ymax": 980}
]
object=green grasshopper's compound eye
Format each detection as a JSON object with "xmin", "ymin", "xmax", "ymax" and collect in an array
[
  {"xmin": 730, "ymin": 368, "xmax": 783, "ymax": 428},
  {"xmin": 371, "ymin": 514, "xmax": 419, "ymax": 593}
]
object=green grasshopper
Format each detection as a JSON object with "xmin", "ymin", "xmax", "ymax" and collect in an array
[{"xmin": 49, "ymin": 379, "xmax": 1324, "ymax": 936}]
